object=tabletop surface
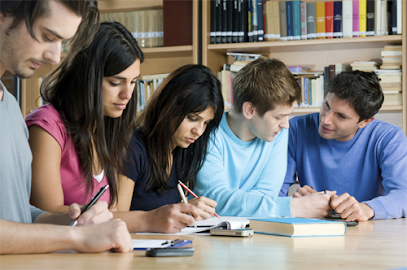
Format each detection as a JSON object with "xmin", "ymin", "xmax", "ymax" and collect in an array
[{"xmin": 1, "ymin": 218, "xmax": 406, "ymax": 270}]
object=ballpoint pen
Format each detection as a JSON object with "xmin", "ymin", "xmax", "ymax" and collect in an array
[
  {"xmin": 178, "ymin": 180, "xmax": 221, "ymax": 219},
  {"xmin": 71, "ymin": 185, "xmax": 109, "ymax": 227}
]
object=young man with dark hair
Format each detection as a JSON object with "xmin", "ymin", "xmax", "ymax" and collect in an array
[
  {"xmin": 281, "ymin": 71, "xmax": 407, "ymax": 221},
  {"xmin": 195, "ymin": 58, "xmax": 335, "ymax": 218},
  {"xmin": 0, "ymin": 0, "xmax": 133, "ymax": 254}
]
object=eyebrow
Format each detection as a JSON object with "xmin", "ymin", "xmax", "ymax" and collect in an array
[
  {"xmin": 191, "ymin": 112, "xmax": 204, "ymax": 119},
  {"xmin": 44, "ymin": 27, "xmax": 64, "ymax": 40},
  {"xmin": 112, "ymin": 74, "xmax": 141, "ymax": 80}
]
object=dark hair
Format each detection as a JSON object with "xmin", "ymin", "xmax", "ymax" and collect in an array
[
  {"xmin": 136, "ymin": 64, "xmax": 224, "ymax": 194},
  {"xmin": 0, "ymin": 0, "xmax": 99, "ymax": 60},
  {"xmin": 232, "ymin": 58, "xmax": 301, "ymax": 116},
  {"xmin": 328, "ymin": 71, "xmax": 384, "ymax": 121},
  {"xmin": 42, "ymin": 21, "xmax": 144, "ymax": 207}
]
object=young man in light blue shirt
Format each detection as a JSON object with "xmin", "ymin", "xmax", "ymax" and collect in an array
[{"xmin": 194, "ymin": 58, "xmax": 335, "ymax": 218}]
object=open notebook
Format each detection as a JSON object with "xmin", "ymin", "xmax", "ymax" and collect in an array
[{"xmin": 136, "ymin": 216, "xmax": 250, "ymax": 235}]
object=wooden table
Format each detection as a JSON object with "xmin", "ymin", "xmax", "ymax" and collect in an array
[{"xmin": 1, "ymin": 219, "xmax": 406, "ymax": 270}]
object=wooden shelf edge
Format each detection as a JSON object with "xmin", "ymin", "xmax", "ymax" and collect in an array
[
  {"xmin": 208, "ymin": 35, "xmax": 402, "ymax": 52},
  {"xmin": 141, "ymin": 45, "xmax": 193, "ymax": 54},
  {"xmin": 98, "ymin": 0, "xmax": 163, "ymax": 12}
]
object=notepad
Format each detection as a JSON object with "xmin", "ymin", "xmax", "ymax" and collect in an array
[
  {"xmin": 249, "ymin": 217, "xmax": 347, "ymax": 237},
  {"xmin": 132, "ymin": 239, "xmax": 191, "ymax": 250}
]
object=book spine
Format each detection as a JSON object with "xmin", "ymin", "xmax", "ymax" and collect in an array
[
  {"xmin": 257, "ymin": 0, "xmax": 264, "ymax": 41},
  {"xmin": 307, "ymin": 2, "xmax": 317, "ymax": 39},
  {"xmin": 396, "ymin": 0, "xmax": 401, "ymax": 34},
  {"xmin": 333, "ymin": 1, "xmax": 343, "ymax": 38},
  {"xmin": 233, "ymin": 0, "xmax": 239, "ymax": 42},
  {"xmin": 325, "ymin": 1, "xmax": 334, "ymax": 38},
  {"xmin": 263, "ymin": 0, "xmax": 269, "ymax": 41},
  {"xmin": 241, "ymin": 0, "xmax": 248, "ymax": 42},
  {"xmin": 222, "ymin": 0, "xmax": 227, "ymax": 43},
  {"xmin": 375, "ymin": 0, "xmax": 381, "ymax": 35},
  {"xmin": 216, "ymin": 0, "xmax": 222, "ymax": 43},
  {"xmin": 227, "ymin": 0, "xmax": 233, "ymax": 43},
  {"xmin": 273, "ymin": 1, "xmax": 280, "ymax": 40},
  {"xmin": 343, "ymin": 0, "xmax": 353, "ymax": 38},
  {"xmin": 391, "ymin": 0, "xmax": 397, "ymax": 34},
  {"xmin": 248, "ymin": 0, "xmax": 253, "ymax": 42},
  {"xmin": 252, "ymin": 0, "xmax": 259, "ymax": 41},
  {"xmin": 286, "ymin": 1, "xmax": 294, "ymax": 40},
  {"xmin": 352, "ymin": 0, "xmax": 359, "ymax": 37},
  {"xmin": 293, "ymin": 0, "xmax": 301, "ymax": 40},
  {"xmin": 359, "ymin": 0, "xmax": 367, "ymax": 37},
  {"xmin": 380, "ymin": 0, "xmax": 387, "ymax": 36},
  {"xmin": 279, "ymin": 1, "xmax": 288, "ymax": 40},
  {"xmin": 387, "ymin": 0, "xmax": 393, "ymax": 35},
  {"xmin": 211, "ymin": 0, "xmax": 216, "ymax": 43},
  {"xmin": 301, "ymin": 2, "xmax": 307, "ymax": 40},
  {"xmin": 323, "ymin": 66, "xmax": 329, "ymax": 98},
  {"xmin": 316, "ymin": 2, "xmax": 326, "ymax": 39},
  {"xmin": 366, "ymin": 0, "xmax": 375, "ymax": 36}
]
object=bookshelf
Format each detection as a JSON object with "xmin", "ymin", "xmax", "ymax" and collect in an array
[
  {"xmin": 202, "ymin": 0, "xmax": 407, "ymax": 134},
  {"xmin": 19, "ymin": 0, "xmax": 198, "ymax": 118}
]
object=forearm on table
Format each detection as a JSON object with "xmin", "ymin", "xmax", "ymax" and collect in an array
[{"xmin": 113, "ymin": 211, "xmax": 148, "ymax": 232}]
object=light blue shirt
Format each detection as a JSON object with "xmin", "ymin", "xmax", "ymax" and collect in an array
[{"xmin": 195, "ymin": 112, "xmax": 291, "ymax": 217}]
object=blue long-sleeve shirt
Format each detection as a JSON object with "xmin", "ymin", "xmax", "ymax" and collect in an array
[
  {"xmin": 194, "ymin": 112, "xmax": 292, "ymax": 217},
  {"xmin": 281, "ymin": 113, "xmax": 407, "ymax": 220}
]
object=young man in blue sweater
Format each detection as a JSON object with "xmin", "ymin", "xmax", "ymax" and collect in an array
[
  {"xmin": 281, "ymin": 71, "xmax": 407, "ymax": 221},
  {"xmin": 194, "ymin": 58, "xmax": 335, "ymax": 218}
]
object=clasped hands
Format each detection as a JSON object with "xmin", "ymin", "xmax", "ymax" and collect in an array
[{"xmin": 294, "ymin": 185, "xmax": 374, "ymax": 221}]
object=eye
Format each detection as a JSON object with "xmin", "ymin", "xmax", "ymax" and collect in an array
[
  {"xmin": 109, "ymin": 82, "xmax": 120, "ymax": 86},
  {"xmin": 187, "ymin": 115, "xmax": 197, "ymax": 121},
  {"xmin": 43, "ymin": 35, "xmax": 53, "ymax": 42}
]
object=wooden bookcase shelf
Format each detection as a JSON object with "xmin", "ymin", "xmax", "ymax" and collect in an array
[
  {"xmin": 201, "ymin": 0, "xmax": 407, "ymax": 134},
  {"xmin": 19, "ymin": 0, "xmax": 198, "ymax": 118}
]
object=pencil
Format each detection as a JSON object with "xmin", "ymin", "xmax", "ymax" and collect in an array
[{"xmin": 178, "ymin": 180, "xmax": 221, "ymax": 219}]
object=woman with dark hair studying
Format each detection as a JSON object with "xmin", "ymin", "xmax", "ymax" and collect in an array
[
  {"xmin": 114, "ymin": 64, "xmax": 225, "ymax": 233},
  {"xmin": 26, "ymin": 21, "xmax": 144, "ymax": 212}
]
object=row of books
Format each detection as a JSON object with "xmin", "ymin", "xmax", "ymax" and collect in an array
[
  {"xmin": 210, "ymin": 0, "xmax": 403, "ymax": 44},
  {"xmin": 137, "ymin": 73, "xmax": 169, "ymax": 110},
  {"xmin": 100, "ymin": 10, "xmax": 163, "ymax": 48}
]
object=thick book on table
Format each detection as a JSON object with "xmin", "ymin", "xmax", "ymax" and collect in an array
[{"xmin": 249, "ymin": 217, "xmax": 347, "ymax": 237}]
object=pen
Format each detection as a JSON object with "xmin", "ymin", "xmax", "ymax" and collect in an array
[
  {"xmin": 178, "ymin": 180, "xmax": 220, "ymax": 219},
  {"xmin": 177, "ymin": 184, "xmax": 188, "ymax": 203},
  {"xmin": 71, "ymin": 184, "xmax": 109, "ymax": 227}
]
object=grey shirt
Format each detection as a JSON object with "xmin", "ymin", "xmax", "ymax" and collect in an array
[{"xmin": 0, "ymin": 81, "xmax": 44, "ymax": 223}]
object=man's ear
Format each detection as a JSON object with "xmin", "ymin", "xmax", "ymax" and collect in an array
[
  {"xmin": 242, "ymin": 102, "xmax": 256, "ymax": 120},
  {"xmin": 358, "ymin": 117, "xmax": 375, "ymax": 129}
]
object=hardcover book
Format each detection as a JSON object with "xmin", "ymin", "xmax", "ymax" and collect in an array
[
  {"xmin": 249, "ymin": 218, "xmax": 347, "ymax": 237},
  {"xmin": 366, "ymin": 0, "xmax": 375, "ymax": 36},
  {"xmin": 163, "ymin": 0, "xmax": 193, "ymax": 46},
  {"xmin": 286, "ymin": 1, "xmax": 294, "ymax": 40},
  {"xmin": 333, "ymin": 1, "xmax": 343, "ymax": 38},
  {"xmin": 301, "ymin": 2, "xmax": 307, "ymax": 39},
  {"xmin": 343, "ymin": 0, "xmax": 353, "ymax": 38},
  {"xmin": 306, "ymin": 2, "xmax": 317, "ymax": 39},
  {"xmin": 325, "ymin": 1, "xmax": 334, "ymax": 38},
  {"xmin": 293, "ymin": 0, "xmax": 301, "ymax": 40},
  {"xmin": 359, "ymin": 0, "xmax": 367, "ymax": 37},
  {"xmin": 280, "ymin": 1, "xmax": 288, "ymax": 41},
  {"xmin": 352, "ymin": 0, "xmax": 359, "ymax": 37},
  {"xmin": 316, "ymin": 2, "xmax": 326, "ymax": 39}
]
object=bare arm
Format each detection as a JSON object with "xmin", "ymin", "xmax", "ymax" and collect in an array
[
  {"xmin": 114, "ymin": 176, "xmax": 199, "ymax": 233},
  {"xmin": 0, "ymin": 219, "xmax": 132, "ymax": 254},
  {"xmin": 28, "ymin": 125, "xmax": 69, "ymax": 212}
]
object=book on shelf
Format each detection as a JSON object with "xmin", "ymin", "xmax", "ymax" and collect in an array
[
  {"xmin": 257, "ymin": 0, "xmax": 265, "ymax": 42},
  {"xmin": 249, "ymin": 217, "xmax": 347, "ymax": 237},
  {"xmin": 366, "ymin": 0, "xmax": 375, "ymax": 36},
  {"xmin": 350, "ymin": 60, "xmax": 379, "ymax": 71},
  {"xmin": 232, "ymin": 0, "xmax": 239, "ymax": 43},
  {"xmin": 280, "ymin": 0, "xmax": 288, "ymax": 41},
  {"xmin": 342, "ymin": 0, "xmax": 353, "ymax": 38},
  {"xmin": 251, "ymin": 0, "xmax": 259, "ymax": 42},
  {"xmin": 286, "ymin": 1, "xmax": 294, "ymax": 41},
  {"xmin": 335, "ymin": 63, "xmax": 352, "ymax": 74},
  {"xmin": 227, "ymin": 0, "xmax": 233, "ymax": 43},
  {"xmin": 210, "ymin": 0, "xmax": 217, "ymax": 43},
  {"xmin": 333, "ymin": 1, "xmax": 343, "ymax": 38},
  {"xmin": 292, "ymin": 0, "xmax": 301, "ymax": 40},
  {"xmin": 325, "ymin": 1, "xmax": 334, "ymax": 38},
  {"xmin": 307, "ymin": 2, "xmax": 317, "ymax": 39},
  {"xmin": 163, "ymin": 0, "xmax": 193, "ymax": 46},
  {"xmin": 382, "ymin": 92, "xmax": 402, "ymax": 105},
  {"xmin": 359, "ymin": 0, "xmax": 367, "ymax": 37},
  {"xmin": 138, "ymin": 73, "xmax": 169, "ymax": 110},
  {"xmin": 380, "ymin": 82, "xmax": 402, "ymax": 91},
  {"xmin": 300, "ymin": 2, "xmax": 307, "ymax": 39},
  {"xmin": 316, "ymin": 2, "xmax": 326, "ymax": 39},
  {"xmin": 352, "ymin": 0, "xmax": 359, "ymax": 37}
]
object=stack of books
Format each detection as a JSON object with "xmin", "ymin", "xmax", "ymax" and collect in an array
[
  {"xmin": 138, "ymin": 73, "xmax": 169, "ymax": 110},
  {"xmin": 350, "ymin": 61, "xmax": 379, "ymax": 71},
  {"xmin": 375, "ymin": 69, "xmax": 402, "ymax": 106},
  {"xmin": 380, "ymin": 45, "xmax": 403, "ymax": 70}
]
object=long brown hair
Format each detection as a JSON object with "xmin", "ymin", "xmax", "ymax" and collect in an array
[
  {"xmin": 42, "ymin": 22, "xmax": 144, "ymax": 207},
  {"xmin": 135, "ymin": 65, "xmax": 224, "ymax": 194}
]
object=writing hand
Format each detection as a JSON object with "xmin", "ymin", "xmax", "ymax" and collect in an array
[
  {"xmin": 69, "ymin": 201, "xmax": 113, "ymax": 226},
  {"xmin": 188, "ymin": 196, "xmax": 217, "ymax": 220}
]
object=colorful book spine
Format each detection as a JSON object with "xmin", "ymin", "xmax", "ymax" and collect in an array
[
  {"xmin": 301, "ymin": 2, "xmax": 307, "ymax": 39},
  {"xmin": 359, "ymin": 0, "xmax": 367, "ymax": 37},
  {"xmin": 257, "ymin": 0, "xmax": 264, "ymax": 41},
  {"xmin": 316, "ymin": 2, "xmax": 326, "ymax": 39},
  {"xmin": 366, "ymin": 0, "xmax": 375, "ymax": 36},
  {"xmin": 325, "ymin": 1, "xmax": 334, "ymax": 38},
  {"xmin": 252, "ymin": 0, "xmax": 259, "ymax": 41},
  {"xmin": 306, "ymin": 2, "xmax": 317, "ymax": 39},
  {"xmin": 343, "ymin": 0, "xmax": 353, "ymax": 38},
  {"xmin": 293, "ymin": 0, "xmax": 301, "ymax": 40},
  {"xmin": 279, "ymin": 1, "xmax": 288, "ymax": 41},
  {"xmin": 352, "ymin": 0, "xmax": 359, "ymax": 37},
  {"xmin": 273, "ymin": 1, "xmax": 281, "ymax": 40},
  {"xmin": 286, "ymin": 1, "xmax": 294, "ymax": 40},
  {"xmin": 248, "ymin": 0, "xmax": 253, "ymax": 42},
  {"xmin": 333, "ymin": 1, "xmax": 343, "ymax": 38}
]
